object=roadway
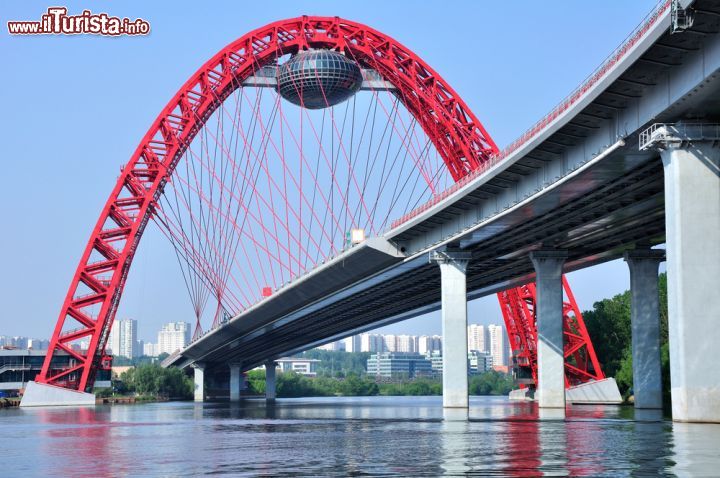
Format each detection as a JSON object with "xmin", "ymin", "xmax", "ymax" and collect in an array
[{"xmin": 166, "ymin": 0, "xmax": 720, "ymax": 376}]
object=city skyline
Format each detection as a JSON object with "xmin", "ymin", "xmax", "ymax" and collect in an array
[{"xmin": 321, "ymin": 324, "xmax": 510, "ymax": 367}]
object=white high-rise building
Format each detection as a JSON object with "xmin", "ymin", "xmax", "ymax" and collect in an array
[
  {"xmin": 360, "ymin": 333, "xmax": 383, "ymax": 352},
  {"xmin": 468, "ymin": 324, "xmax": 489, "ymax": 353},
  {"xmin": 318, "ymin": 340, "xmax": 345, "ymax": 351},
  {"xmin": 157, "ymin": 322, "xmax": 191, "ymax": 355},
  {"xmin": 383, "ymin": 334, "xmax": 397, "ymax": 352},
  {"xmin": 343, "ymin": 335, "xmax": 362, "ymax": 352},
  {"xmin": 395, "ymin": 335, "xmax": 418, "ymax": 353},
  {"xmin": 108, "ymin": 319, "xmax": 138, "ymax": 359},
  {"xmin": 143, "ymin": 342, "xmax": 159, "ymax": 357},
  {"xmin": 488, "ymin": 324, "xmax": 509, "ymax": 367},
  {"xmin": 418, "ymin": 335, "xmax": 442, "ymax": 355}
]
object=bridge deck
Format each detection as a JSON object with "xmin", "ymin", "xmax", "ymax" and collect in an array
[{"xmin": 167, "ymin": 0, "xmax": 720, "ymax": 374}]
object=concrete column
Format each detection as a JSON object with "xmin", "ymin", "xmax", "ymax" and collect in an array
[
  {"xmin": 193, "ymin": 363, "xmax": 205, "ymax": 402},
  {"xmin": 265, "ymin": 360, "xmax": 277, "ymax": 401},
  {"xmin": 661, "ymin": 142, "xmax": 720, "ymax": 422},
  {"xmin": 624, "ymin": 249, "xmax": 665, "ymax": 409},
  {"xmin": 529, "ymin": 250, "xmax": 567, "ymax": 411},
  {"xmin": 431, "ymin": 250, "xmax": 471, "ymax": 408},
  {"xmin": 229, "ymin": 363, "xmax": 242, "ymax": 402}
]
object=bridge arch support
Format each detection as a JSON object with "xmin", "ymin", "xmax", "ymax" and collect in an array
[{"xmin": 33, "ymin": 16, "xmax": 497, "ymax": 393}]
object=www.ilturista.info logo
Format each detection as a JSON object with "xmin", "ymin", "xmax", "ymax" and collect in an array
[{"xmin": 7, "ymin": 7, "xmax": 150, "ymax": 36}]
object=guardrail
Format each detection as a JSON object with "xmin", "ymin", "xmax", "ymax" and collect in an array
[
  {"xmin": 0, "ymin": 364, "xmax": 33, "ymax": 375},
  {"xmin": 390, "ymin": 0, "xmax": 671, "ymax": 230},
  {"xmin": 640, "ymin": 122, "xmax": 720, "ymax": 150}
]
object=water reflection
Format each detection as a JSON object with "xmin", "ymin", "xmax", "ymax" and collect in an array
[
  {"xmin": 441, "ymin": 408, "xmax": 470, "ymax": 475},
  {"xmin": 2, "ymin": 396, "xmax": 720, "ymax": 476},
  {"xmin": 670, "ymin": 422, "xmax": 720, "ymax": 476},
  {"xmin": 505, "ymin": 414, "xmax": 542, "ymax": 477}
]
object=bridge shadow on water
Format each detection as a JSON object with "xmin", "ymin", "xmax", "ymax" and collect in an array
[{"xmin": 3, "ymin": 396, "xmax": 720, "ymax": 477}]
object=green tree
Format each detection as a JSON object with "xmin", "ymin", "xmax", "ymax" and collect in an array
[
  {"xmin": 338, "ymin": 373, "xmax": 379, "ymax": 396},
  {"xmin": 469, "ymin": 371, "xmax": 514, "ymax": 396},
  {"xmin": 119, "ymin": 364, "xmax": 193, "ymax": 399},
  {"xmin": 245, "ymin": 369, "xmax": 266, "ymax": 394},
  {"xmin": 583, "ymin": 291, "xmax": 632, "ymax": 378}
]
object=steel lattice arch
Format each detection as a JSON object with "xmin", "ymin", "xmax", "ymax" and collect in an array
[{"xmin": 36, "ymin": 15, "xmax": 603, "ymax": 393}]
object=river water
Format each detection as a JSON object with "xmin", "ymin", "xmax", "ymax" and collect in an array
[{"xmin": 3, "ymin": 396, "xmax": 720, "ymax": 477}]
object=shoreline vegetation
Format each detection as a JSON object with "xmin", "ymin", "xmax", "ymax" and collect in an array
[
  {"xmin": 95, "ymin": 364, "xmax": 195, "ymax": 401},
  {"xmin": 94, "ymin": 364, "xmax": 514, "ymax": 402},
  {"xmin": 245, "ymin": 369, "xmax": 514, "ymax": 398}
]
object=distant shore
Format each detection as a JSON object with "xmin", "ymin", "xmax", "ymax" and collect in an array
[{"xmin": 0, "ymin": 397, "xmax": 20, "ymax": 408}]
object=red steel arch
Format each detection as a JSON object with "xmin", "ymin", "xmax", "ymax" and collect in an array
[{"xmin": 37, "ymin": 16, "xmax": 498, "ymax": 392}]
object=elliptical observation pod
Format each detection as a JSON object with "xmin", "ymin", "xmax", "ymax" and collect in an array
[{"xmin": 277, "ymin": 49, "xmax": 364, "ymax": 109}]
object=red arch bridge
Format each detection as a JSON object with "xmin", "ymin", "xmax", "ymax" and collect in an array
[{"xmin": 22, "ymin": 2, "xmax": 720, "ymax": 424}]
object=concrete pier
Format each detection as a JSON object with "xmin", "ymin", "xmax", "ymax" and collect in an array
[
  {"xmin": 661, "ymin": 141, "xmax": 720, "ymax": 423},
  {"xmin": 530, "ymin": 250, "xmax": 567, "ymax": 411},
  {"xmin": 193, "ymin": 363, "xmax": 205, "ymax": 402},
  {"xmin": 624, "ymin": 249, "xmax": 665, "ymax": 409},
  {"xmin": 19, "ymin": 381, "xmax": 96, "ymax": 407},
  {"xmin": 229, "ymin": 363, "xmax": 242, "ymax": 402},
  {"xmin": 265, "ymin": 361, "xmax": 277, "ymax": 401},
  {"xmin": 431, "ymin": 250, "xmax": 471, "ymax": 408}
]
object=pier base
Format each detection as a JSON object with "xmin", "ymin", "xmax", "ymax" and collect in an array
[
  {"xmin": 625, "ymin": 249, "xmax": 665, "ymax": 409},
  {"xmin": 431, "ymin": 250, "xmax": 471, "ymax": 409},
  {"xmin": 530, "ymin": 250, "xmax": 567, "ymax": 413},
  {"xmin": 193, "ymin": 364, "xmax": 205, "ymax": 402},
  {"xmin": 265, "ymin": 361, "xmax": 276, "ymax": 401},
  {"xmin": 229, "ymin": 363, "xmax": 241, "ymax": 402},
  {"xmin": 661, "ymin": 142, "xmax": 720, "ymax": 422},
  {"xmin": 19, "ymin": 381, "xmax": 95, "ymax": 407}
]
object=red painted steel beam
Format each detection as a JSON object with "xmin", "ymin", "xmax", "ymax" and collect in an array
[{"xmin": 496, "ymin": 277, "xmax": 605, "ymax": 390}]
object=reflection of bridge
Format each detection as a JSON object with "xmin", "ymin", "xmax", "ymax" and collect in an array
[{"xmin": 22, "ymin": 0, "xmax": 720, "ymax": 423}]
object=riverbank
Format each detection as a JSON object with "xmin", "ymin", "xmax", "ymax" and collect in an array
[
  {"xmin": 95, "ymin": 394, "xmax": 172, "ymax": 405},
  {"xmin": 0, "ymin": 397, "xmax": 20, "ymax": 408}
]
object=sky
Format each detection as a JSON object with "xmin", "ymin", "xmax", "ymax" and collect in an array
[{"xmin": 0, "ymin": 0, "xmax": 662, "ymax": 343}]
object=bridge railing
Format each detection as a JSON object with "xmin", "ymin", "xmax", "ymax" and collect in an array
[
  {"xmin": 640, "ymin": 122, "xmax": 720, "ymax": 150},
  {"xmin": 389, "ymin": 0, "xmax": 671, "ymax": 231}
]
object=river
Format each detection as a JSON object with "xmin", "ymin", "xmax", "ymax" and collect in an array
[{"xmin": 3, "ymin": 396, "xmax": 720, "ymax": 476}]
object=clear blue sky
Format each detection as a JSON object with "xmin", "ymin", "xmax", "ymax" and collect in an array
[{"xmin": 0, "ymin": 1, "xmax": 661, "ymax": 342}]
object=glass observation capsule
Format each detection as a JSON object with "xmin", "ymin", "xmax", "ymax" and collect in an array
[{"xmin": 277, "ymin": 50, "xmax": 364, "ymax": 109}]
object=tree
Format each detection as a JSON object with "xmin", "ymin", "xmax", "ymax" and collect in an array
[
  {"xmin": 119, "ymin": 364, "xmax": 193, "ymax": 399},
  {"xmin": 583, "ymin": 291, "xmax": 632, "ymax": 378},
  {"xmin": 338, "ymin": 373, "xmax": 379, "ymax": 396},
  {"xmin": 469, "ymin": 371, "xmax": 514, "ymax": 396},
  {"xmin": 246, "ymin": 369, "xmax": 266, "ymax": 394}
]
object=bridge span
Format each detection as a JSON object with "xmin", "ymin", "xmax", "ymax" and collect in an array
[
  {"xmin": 22, "ymin": 0, "xmax": 720, "ymax": 423},
  {"xmin": 159, "ymin": 0, "xmax": 720, "ymax": 422}
]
